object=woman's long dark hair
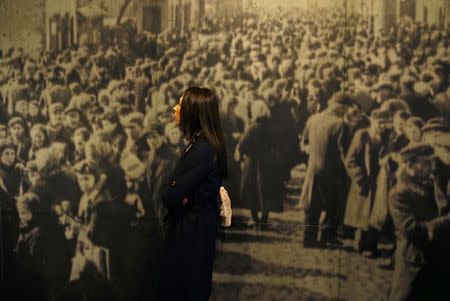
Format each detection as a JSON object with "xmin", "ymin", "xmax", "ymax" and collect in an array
[{"xmin": 180, "ymin": 87, "xmax": 228, "ymax": 179}]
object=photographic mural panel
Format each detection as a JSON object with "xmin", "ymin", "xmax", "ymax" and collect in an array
[{"xmin": 1, "ymin": 0, "xmax": 449, "ymax": 300}]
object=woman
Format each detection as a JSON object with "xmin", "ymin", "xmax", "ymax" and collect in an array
[
  {"xmin": 156, "ymin": 86, "xmax": 228, "ymax": 301},
  {"xmin": 8, "ymin": 116, "xmax": 30, "ymax": 163},
  {"xmin": 0, "ymin": 140, "xmax": 27, "ymax": 198},
  {"xmin": 28, "ymin": 123, "xmax": 50, "ymax": 161},
  {"xmin": 69, "ymin": 159, "xmax": 114, "ymax": 301}
]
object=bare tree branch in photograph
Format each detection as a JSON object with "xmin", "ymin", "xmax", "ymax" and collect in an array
[{"xmin": 116, "ymin": 0, "xmax": 133, "ymax": 25}]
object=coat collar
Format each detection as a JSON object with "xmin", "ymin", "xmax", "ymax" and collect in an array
[{"xmin": 181, "ymin": 132, "xmax": 202, "ymax": 160}]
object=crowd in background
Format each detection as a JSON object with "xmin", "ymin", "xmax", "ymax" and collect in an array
[{"xmin": 1, "ymin": 6, "xmax": 450, "ymax": 301}]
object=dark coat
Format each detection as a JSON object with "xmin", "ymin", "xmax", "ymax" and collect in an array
[
  {"xmin": 237, "ymin": 116, "xmax": 284, "ymax": 212},
  {"xmin": 388, "ymin": 175, "xmax": 450, "ymax": 301},
  {"xmin": 0, "ymin": 163, "xmax": 24, "ymax": 198},
  {"xmin": 145, "ymin": 143, "xmax": 179, "ymax": 238},
  {"xmin": 29, "ymin": 167, "xmax": 82, "ymax": 212},
  {"xmin": 13, "ymin": 221, "xmax": 69, "ymax": 300},
  {"xmin": 133, "ymin": 75, "xmax": 151, "ymax": 113},
  {"xmin": 270, "ymin": 101, "xmax": 302, "ymax": 178},
  {"xmin": 156, "ymin": 136, "xmax": 222, "ymax": 301},
  {"xmin": 344, "ymin": 129, "xmax": 384, "ymax": 228},
  {"xmin": 221, "ymin": 113, "xmax": 244, "ymax": 206},
  {"xmin": 368, "ymin": 132, "xmax": 408, "ymax": 231},
  {"xmin": 299, "ymin": 111, "xmax": 347, "ymax": 215}
]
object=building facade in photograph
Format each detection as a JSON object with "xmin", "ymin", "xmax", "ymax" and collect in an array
[
  {"xmin": 0, "ymin": 0, "xmax": 46, "ymax": 55},
  {"xmin": 130, "ymin": 0, "xmax": 205, "ymax": 34},
  {"xmin": 214, "ymin": 0, "xmax": 244, "ymax": 18}
]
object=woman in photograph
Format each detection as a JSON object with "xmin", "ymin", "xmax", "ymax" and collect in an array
[{"xmin": 156, "ymin": 86, "xmax": 228, "ymax": 301}]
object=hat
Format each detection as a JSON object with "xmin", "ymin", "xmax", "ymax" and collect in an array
[
  {"xmin": 373, "ymin": 81, "xmax": 394, "ymax": 92},
  {"xmin": 64, "ymin": 103, "xmax": 80, "ymax": 114},
  {"xmin": 101, "ymin": 109, "xmax": 120, "ymax": 124},
  {"xmin": 120, "ymin": 153, "xmax": 146, "ymax": 180},
  {"xmin": 116, "ymin": 104, "xmax": 133, "ymax": 116},
  {"xmin": 122, "ymin": 112, "xmax": 144, "ymax": 128},
  {"xmin": 48, "ymin": 102, "xmax": 65, "ymax": 114},
  {"xmin": 328, "ymin": 92, "xmax": 354, "ymax": 106},
  {"xmin": 29, "ymin": 100, "xmax": 39, "ymax": 108},
  {"xmin": 400, "ymin": 75, "xmax": 417, "ymax": 87},
  {"xmin": 406, "ymin": 116, "xmax": 425, "ymax": 129},
  {"xmin": 8, "ymin": 116, "xmax": 25, "ymax": 128},
  {"xmin": 0, "ymin": 138, "xmax": 16, "ymax": 154},
  {"xmin": 387, "ymin": 66, "xmax": 402, "ymax": 78},
  {"xmin": 78, "ymin": 94, "xmax": 96, "ymax": 110},
  {"xmin": 413, "ymin": 81, "xmax": 432, "ymax": 97},
  {"xmin": 370, "ymin": 108, "xmax": 391, "ymax": 120},
  {"xmin": 422, "ymin": 117, "xmax": 449, "ymax": 133},
  {"xmin": 73, "ymin": 159, "xmax": 100, "ymax": 176},
  {"xmin": 380, "ymin": 98, "xmax": 410, "ymax": 114},
  {"xmin": 69, "ymin": 82, "xmax": 82, "ymax": 95},
  {"xmin": 399, "ymin": 143, "xmax": 435, "ymax": 163},
  {"xmin": 365, "ymin": 63, "xmax": 381, "ymax": 76}
]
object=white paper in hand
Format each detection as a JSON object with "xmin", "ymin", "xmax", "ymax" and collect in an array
[{"xmin": 219, "ymin": 186, "xmax": 232, "ymax": 227}]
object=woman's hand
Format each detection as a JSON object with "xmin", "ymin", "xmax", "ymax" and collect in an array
[{"xmin": 182, "ymin": 197, "xmax": 188, "ymax": 206}]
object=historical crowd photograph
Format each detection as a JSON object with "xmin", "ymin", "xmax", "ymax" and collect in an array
[{"xmin": 1, "ymin": 0, "xmax": 450, "ymax": 300}]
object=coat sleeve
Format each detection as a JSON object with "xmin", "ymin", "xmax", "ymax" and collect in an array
[
  {"xmin": 301, "ymin": 117, "xmax": 310, "ymax": 147},
  {"xmin": 390, "ymin": 186, "xmax": 450, "ymax": 244},
  {"xmin": 388, "ymin": 189, "xmax": 429, "ymax": 246},
  {"xmin": 161, "ymin": 146, "xmax": 213, "ymax": 212},
  {"xmin": 237, "ymin": 124, "xmax": 257, "ymax": 155},
  {"xmin": 344, "ymin": 130, "xmax": 368, "ymax": 192},
  {"xmin": 423, "ymin": 214, "xmax": 450, "ymax": 242}
]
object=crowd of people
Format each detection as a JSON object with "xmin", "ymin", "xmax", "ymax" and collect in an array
[{"xmin": 1, "ymin": 5, "xmax": 450, "ymax": 301}]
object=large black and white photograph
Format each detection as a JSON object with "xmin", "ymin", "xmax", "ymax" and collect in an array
[{"xmin": 1, "ymin": 0, "xmax": 450, "ymax": 300}]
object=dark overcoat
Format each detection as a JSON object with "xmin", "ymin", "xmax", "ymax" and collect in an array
[
  {"xmin": 299, "ymin": 111, "xmax": 347, "ymax": 216},
  {"xmin": 388, "ymin": 176, "xmax": 450, "ymax": 301},
  {"xmin": 343, "ymin": 129, "xmax": 384, "ymax": 228},
  {"xmin": 237, "ymin": 116, "xmax": 284, "ymax": 212},
  {"xmin": 156, "ymin": 135, "xmax": 222, "ymax": 301}
]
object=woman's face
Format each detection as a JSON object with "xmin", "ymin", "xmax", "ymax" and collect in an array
[
  {"xmin": 15, "ymin": 102, "xmax": 28, "ymax": 118},
  {"xmin": 0, "ymin": 129, "xmax": 7, "ymax": 139},
  {"xmin": 371, "ymin": 118, "xmax": 388, "ymax": 137},
  {"xmin": 167, "ymin": 126, "xmax": 181, "ymax": 145},
  {"xmin": 49, "ymin": 110, "xmax": 64, "ymax": 126},
  {"xmin": 405, "ymin": 124, "xmax": 421, "ymax": 143},
  {"xmin": 77, "ymin": 173, "xmax": 96, "ymax": 193},
  {"xmin": 65, "ymin": 111, "xmax": 80, "ymax": 129},
  {"xmin": 1, "ymin": 148, "xmax": 16, "ymax": 167},
  {"xmin": 173, "ymin": 95, "xmax": 182, "ymax": 126},
  {"xmin": 73, "ymin": 135, "xmax": 86, "ymax": 153},
  {"xmin": 148, "ymin": 135, "xmax": 163, "ymax": 150},
  {"xmin": 29, "ymin": 104, "xmax": 39, "ymax": 117},
  {"xmin": 393, "ymin": 115, "xmax": 407, "ymax": 135},
  {"xmin": 32, "ymin": 130, "xmax": 46, "ymax": 148},
  {"xmin": 10, "ymin": 124, "xmax": 24, "ymax": 139}
]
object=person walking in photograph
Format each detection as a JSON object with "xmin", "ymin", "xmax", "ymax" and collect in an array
[{"xmin": 156, "ymin": 86, "xmax": 228, "ymax": 301}]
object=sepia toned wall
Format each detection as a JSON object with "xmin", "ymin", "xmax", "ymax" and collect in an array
[{"xmin": 1, "ymin": 1, "xmax": 450, "ymax": 300}]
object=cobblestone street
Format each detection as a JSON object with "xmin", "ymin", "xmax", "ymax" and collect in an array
[{"xmin": 211, "ymin": 209, "xmax": 393, "ymax": 301}]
